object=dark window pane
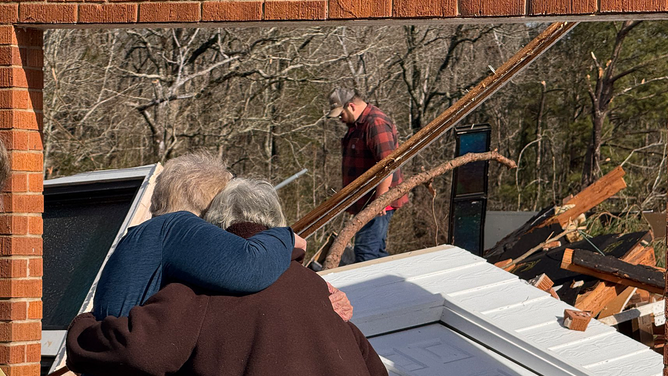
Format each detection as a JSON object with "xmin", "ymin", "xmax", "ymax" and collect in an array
[
  {"xmin": 42, "ymin": 185, "xmax": 138, "ymax": 329},
  {"xmin": 451, "ymin": 200, "xmax": 485, "ymax": 255}
]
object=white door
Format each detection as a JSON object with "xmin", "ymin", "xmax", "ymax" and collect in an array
[{"xmin": 369, "ymin": 323, "xmax": 537, "ymax": 376}]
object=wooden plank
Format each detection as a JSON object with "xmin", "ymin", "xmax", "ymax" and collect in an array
[
  {"xmin": 599, "ymin": 300, "xmax": 665, "ymax": 326},
  {"xmin": 561, "ymin": 248, "xmax": 664, "ymax": 294},
  {"xmin": 292, "ymin": 22, "xmax": 579, "ymax": 238},
  {"xmin": 542, "ymin": 166, "xmax": 626, "ymax": 228},
  {"xmin": 598, "ymin": 286, "xmax": 637, "ymax": 318}
]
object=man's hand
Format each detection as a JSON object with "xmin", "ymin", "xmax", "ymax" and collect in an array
[
  {"xmin": 294, "ymin": 234, "xmax": 307, "ymax": 252},
  {"xmin": 327, "ymin": 282, "xmax": 353, "ymax": 321}
]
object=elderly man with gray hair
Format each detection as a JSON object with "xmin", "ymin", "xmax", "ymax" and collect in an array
[
  {"xmin": 67, "ymin": 178, "xmax": 386, "ymax": 376},
  {"xmin": 91, "ymin": 152, "xmax": 308, "ymax": 322}
]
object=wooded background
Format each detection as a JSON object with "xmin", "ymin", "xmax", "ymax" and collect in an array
[{"xmin": 43, "ymin": 22, "xmax": 668, "ymax": 254}]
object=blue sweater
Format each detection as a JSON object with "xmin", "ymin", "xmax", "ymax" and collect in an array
[{"xmin": 93, "ymin": 211, "xmax": 295, "ymax": 319}]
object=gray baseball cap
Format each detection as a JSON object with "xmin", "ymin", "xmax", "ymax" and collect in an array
[{"xmin": 327, "ymin": 88, "xmax": 356, "ymax": 118}]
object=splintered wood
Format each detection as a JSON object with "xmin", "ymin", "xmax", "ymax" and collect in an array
[
  {"xmin": 563, "ymin": 309, "xmax": 592, "ymax": 331},
  {"xmin": 541, "ymin": 166, "xmax": 626, "ymax": 229}
]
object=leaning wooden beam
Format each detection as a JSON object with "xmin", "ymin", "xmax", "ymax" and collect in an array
[
  {"xmin": 561, "ymin": 248, "xmax": 664, "ymax": 294},
  {"xmin": 541, "ymin": 166, "xmax": 626, "ymax": 229},
  {"xmin": 292, "ymin": 22, "xmax": 579, "ymax": 238}
]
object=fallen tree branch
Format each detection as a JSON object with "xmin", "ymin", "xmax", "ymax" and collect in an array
[{"xmin": 323, "ymin": 151, "xmax": 517, "ymax": 269}]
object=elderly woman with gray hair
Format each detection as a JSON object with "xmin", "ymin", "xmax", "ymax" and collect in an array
[{"xmin": 67, "ymin": 178, "xmax": 387, "ymax": 376}]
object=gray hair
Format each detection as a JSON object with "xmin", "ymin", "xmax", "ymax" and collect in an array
[
  {"xmin": 204, "ymin": 178, "xmax": 286, "ymax": 229},
  {"xmin": 150, "ymin": 152, "xmax": 233, "ymax": 217}
]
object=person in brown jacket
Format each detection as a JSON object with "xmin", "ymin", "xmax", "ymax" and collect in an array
[{"xmin": 66, "ymin": 178, "xmax": 388, "ymax": 376}]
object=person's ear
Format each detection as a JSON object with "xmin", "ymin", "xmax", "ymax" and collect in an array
[{"xmin": 348, "ymin": 103, "xmax": 355, "ymax": 112}]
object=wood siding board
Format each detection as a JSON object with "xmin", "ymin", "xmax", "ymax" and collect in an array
[
  {"xmin": 550, "ymin": 331, "xmax": 648, "ymax": 366},
  {"xmin": 455, "ymin": 282, "xmax": 550, "ymax": 314},
  {"xmin": 584, "ymin": 349, "xmax": 663, "ymax": 375}
]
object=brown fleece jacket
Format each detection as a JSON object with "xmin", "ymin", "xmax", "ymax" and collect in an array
[{"xmin": 67, "ymin": 222, "xmax": 387, "ymax": 376}]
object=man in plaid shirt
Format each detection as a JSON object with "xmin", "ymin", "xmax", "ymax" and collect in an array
[{"xmin": 328, "ymin": 88, "xmax": 408, "ymax": 262}]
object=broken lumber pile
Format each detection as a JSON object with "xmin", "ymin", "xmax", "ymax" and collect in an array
[{"xmin": 485, "ymin": 165, "xmax": 667, "ymax": 350}]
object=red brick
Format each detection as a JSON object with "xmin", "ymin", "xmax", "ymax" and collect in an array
[
  {"xmin": 0, "ymin": 68, "xmax": 42, "ymax": 89},
  {"xmin": 0, "ymin": 237, "xmax": 42, "ymax": 256},
  {"xmin": 0, "ymin": 6, "xmax": 18, "ymax": 27},
  {"xmin": 0, "ymin": 47, "xmax": 22, "ymax": 66},
  {"xmin": 2, "ymin": 173, "xmax": 27, "ymax": 193},
  {"xmin": 0, "ymin": 279, "xmax": 41, "ymax": 298},
  {"xmin": 79, "ymin": 4, "xmax": 138, "ymax": 23},
  {"xmin": 0, "ymin": 130, "xmax": 27, "ymax": 150},
  {"xmin": 528, "ymin": 0, "xmax": 596, "ymax": 14},
  {"xmin": 10, "ymin": 152, "xmax": 42, "ymax": 172},
  {"xmin": 459, "ymin": 0, "xmax": 526, "ymax": 16},
  {"xmin": 0, "ymin": 344, "xmax": 25, "ymax": 364},
  {"xmin": 0, "ymin": 301, "xmax": 27, "ymax": 321},
  {"xmin": 26, "ymin": 300, "xmax": 39, "ymax": 320},
  {"xmin": 25, "ymin": 343, "xmax": 38, "ymax": 362},
  {"xmin": 0, "ymin": 90, "xmax": 42, "ymax": 110},
  {"xmin": 0, "ymin": 68, "xmax": 26, "ymax": 88},
  {"xmin": 26, "ymin": 173, "xmax": 40, "ymax": 193},
  {"xmin": 0, "ymin": 130, "xmax": 41, "ymax": 151},
  {"xmin": 0, "ymin": 111, "xmax": 41, "ymax": 131},
  {"xmin": 600, "ymin": 0, "xmax": 667, "ymax": 12},
  {"xmin": 0, "ymin": 363, "xmax": 41, "ymax": 376},
  {"xmin": 27, "ymin": 258, "xmax": 39, "ymax": 277},
  {"xmin": 19, "ymin": 3, "xmax": 77, "ymax": 23},
  {"xmin": 0, "ymin": 258, "xmax": 28, "ymax": 278},
  {"xmin": 1, "ymin": 194, "xmax": 43, "ymax": 213},
  {"xmin": 265, "ymin": 0, "xmax": 326, "ymax": 20},
  {"xmin": 27, "ymin": 216, "xmax": 40, "ymax": 235},
  {"xmin": 0, "ymin": 321, "xmax": 41, "ymax": 341},
  {"xmin": 25, "ymin": 49, "xmax": 41, "ymax": 68},
  {"xmin": 393, "ymin": 0, "xmax": 456, "ymax": 17},
  {"xmin": 14, "ymin": 28, "xmax": 42, "ymax": 48},
  {"xmin": 202, "ymin": 1, "xmax": 262, "ymax": 22},
  {"xmin": 328, "ymin": 0, "xmax": 391, "ymax": 18},
  {"xmin": 0, "ymin": 215, "xmax": 28, "ymax": 235},
  {"xmin": 0, "ymin": 27, "xmax": 17, "ymax": 46},
  {"xmin": 138, "ymin": 3, "xmax": 200, "ymax": 23}
]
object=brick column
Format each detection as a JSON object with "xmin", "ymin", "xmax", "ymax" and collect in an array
[{"xmin": 0, "ymin": 26, "xmax": 43, "ymax": 376}]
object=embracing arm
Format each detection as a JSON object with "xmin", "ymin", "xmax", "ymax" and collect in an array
[
  {"xmin": 67, "ymin": 284, "xmax": 205, "ymax": 376},
  {"xmin": 161, "ymin": 212, "xmax": 295, "ymax": 293}
]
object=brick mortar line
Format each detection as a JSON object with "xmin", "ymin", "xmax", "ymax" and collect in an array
[{"xmin": 0, "ymin": 256, "xmax": 41, "ymax": 260}]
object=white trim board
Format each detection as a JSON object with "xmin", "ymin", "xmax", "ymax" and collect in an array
[{"xmin": 321, "ymin": 245, "xmax": 662, "ymax": 376}]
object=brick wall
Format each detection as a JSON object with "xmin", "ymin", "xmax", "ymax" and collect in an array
[
  {"xmin": 0, "ymin": 0, "xmax": 659, "ymax": 26},
  {"xmin": 0, "ymin": 26, "xmax": 42, "ymax": 376}
]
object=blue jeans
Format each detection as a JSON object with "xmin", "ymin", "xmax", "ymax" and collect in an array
[{"xmin": 354, "ymin": 210, "xmax": 394, "ymax": 263}]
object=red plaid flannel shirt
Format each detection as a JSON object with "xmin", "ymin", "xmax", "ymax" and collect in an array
[{"xmin": 341, "ymin": 104, "xmax": 409, "ymax": 215}]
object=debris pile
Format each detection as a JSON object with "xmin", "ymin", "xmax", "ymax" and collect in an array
[{"xmin": 485, "ymin": 166, "xmax": 665, "ymax": 350}]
